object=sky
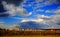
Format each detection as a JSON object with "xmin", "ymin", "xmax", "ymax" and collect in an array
[{"xmin": 0, "ymin": 0, "xmax": 60, "ymax": 30}]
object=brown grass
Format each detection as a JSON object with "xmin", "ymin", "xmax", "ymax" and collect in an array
[{"xmin": 1, "ymin": 35, "xmax": 60, "ymax": 37}]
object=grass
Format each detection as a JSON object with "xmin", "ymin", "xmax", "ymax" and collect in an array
[{"xmin": 1, "ymin": 35, "xmax": 60, "ymax": 37}]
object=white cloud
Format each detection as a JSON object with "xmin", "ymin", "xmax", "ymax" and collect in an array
[
  {"xmin": 0, "ymin": 22, "xmax": 8, "ymax": 29},
  {"xmin": 0, "ymin": 21, "xmax": 19, "ymax": 30},
  {"xmin": 36, "ymin": 0, "xmax": 57, "ymax": 8},
  {"xmin": 42, "ymin": 9, "xmax": 60, "ymax": 29},
  {"xmin": 36, "ymin": 0, "xmax": 44, "ymax": 3},
  {"xmin": 35, "ymin": 9, "xmax": 44, "ymax": 12},
  {"xmin": 55, "ymin": 9, "xmax": 60, "ymax": 15},
  {"xmin": 1, "ymin": 9, "xmax": 59, "ymax": 29},
  {"xmin": 1, "ymin": 0, "xmax": 60, "ymax": 29},
  {"xmin": 21, "ymin": 14, "xmax": 50, "ymax": 25},
  {"xmin": 45, "ymin": 9, "xmax": 60, "ymax": 29},
  {"xmin": 41, "ymin": 9, "xmax": 60, "ymax": 29},
  {"xmin": 21, "ymin": 18, "xmax": 44, "ymax": 23},
  {"xmin": 44, "ymin": 0, "xmax": 57, "ymax": 6},
  {"xmin": 2, "ymin": 1, "xmax": 32, "ymax": 17},
  {"xmin": 51, "ymin": 9, "xmax": 60, "ymax": 23},
  {"xmin": 45, "ymin": 10, "xmax": 51, "ymax": 13},
  {"xmin": 37, "ymin": 14, "xmax": 50, "ymax": 19},
  {"xmin": 2, "ymin": 1, "xmax": 16, "ymax": 16},
  {"xmin": 8, "ymin": 24, "xmax": 19, "ymax": 30},
  {"xmin": 20, "ymin": 8, "xmax": 60, "ymax": 29},
  {"xmin": 21, "ymin": 0, "xmax": 57, "ymax": 14},
  {"xmin": 27, "ymin": 12, "xmax": 32, "ymax": 16},
  {"xmin": 45, "ymin": 10, "xmax": 55, "ymax": 13},
  {"xmin": 16, "ymin": 7, "xmax": 32, "ymax": 16}
]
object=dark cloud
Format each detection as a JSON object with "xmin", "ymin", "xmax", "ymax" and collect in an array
[
  {"xmin": 0, "ymin": 0, "xmax": 23, "ymax": 17},
  {"xmin": 0, "ymin": 0, "xmax": 23, "ymax": 6},
  {"xmin": 0, "ymin": 13, "xmax": 9, "ymax": 17},
  {"xmin": 56, "ymin": 23, "xmax": 60, "ymax": 25},
  {"xmin": 57, "ymin": 0, "xmax": 60, "ymax": 3},
  {"xmin": 0, "ymin": 1, "xmax": 7, "ymax": 17},
  {"xmin": 0, "ymin": 1, "xmax": 6, "ymax": 13}
]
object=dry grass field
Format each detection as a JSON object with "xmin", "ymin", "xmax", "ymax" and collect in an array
[
  {"xmin": 1, "ymin": 35, "xmax": 60, "ymax": 37},
  {"xmin": 0, "ymin": 29, "xmax": 60, "ymax": 37}
]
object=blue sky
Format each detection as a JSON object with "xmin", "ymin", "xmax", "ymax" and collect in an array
[{"xmin": 0, "ymin": 0, "xmax": 60, "ymax": 30}]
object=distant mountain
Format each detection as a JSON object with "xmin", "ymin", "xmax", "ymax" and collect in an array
[{"xmin": 16, "ymin": 21, "xmax": 49, "ymax": 30}]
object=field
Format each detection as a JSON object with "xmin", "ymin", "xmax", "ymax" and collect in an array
[
  {"xmin": 0, "ymin": 29, "xmax": 60, "ymax": 37},
  {"xmin": 1, "ymin": 35, "xmax": 60, "ymax": 37}
]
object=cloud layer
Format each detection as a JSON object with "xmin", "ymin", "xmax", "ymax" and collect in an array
[
  {"xmin": 20, "ymin": 8, "xmax": 60, "ymax": 29},
  {"xmin": 0, "ymin": 0, "xmax": 23, "ymax": 6},
  {"xmin": 0, "ymin": 0, "xmax": 60, "ymax": 29},
  {"xmin": 0, "ymin": 1, "xmax": 32, "ymax": 17}
]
